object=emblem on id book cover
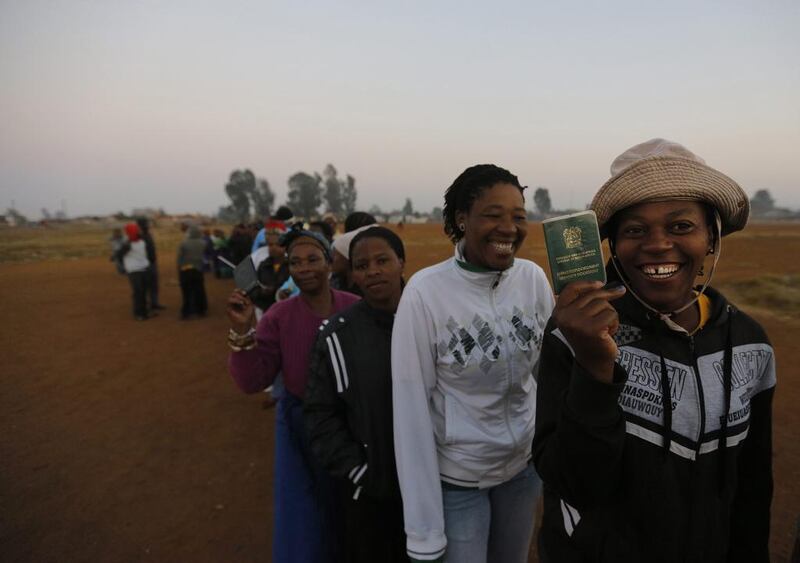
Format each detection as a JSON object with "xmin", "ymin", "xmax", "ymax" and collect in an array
[{"xmin": 562, "ymin": 226, "xmax": 583, "ymax": 249}]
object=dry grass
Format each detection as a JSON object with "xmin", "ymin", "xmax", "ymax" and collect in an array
[
  {"xmin": 0, "ymin": 223, "xmax": 200, "ymax": 263},
  {"xmin": 721, "ymin": 275, "xmax": 800, "ymax": 317}
]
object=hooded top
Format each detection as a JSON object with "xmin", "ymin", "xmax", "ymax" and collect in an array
[
  {"xmin": 532, "ymin": 284, "xmax": 775, "ymax": 563},
  {"xmin": 177, "ymin": 226, "xmax": 206, "ymax": 270}
]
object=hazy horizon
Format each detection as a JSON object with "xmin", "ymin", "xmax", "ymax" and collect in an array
[{"xmin": 2, "ymin": 1, "xmax": 799, "ymax": 220}]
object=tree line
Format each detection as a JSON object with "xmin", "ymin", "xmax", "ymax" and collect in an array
[{"xmin": 218, "ymin": 164, "xmax": 357, "ymax": 223}]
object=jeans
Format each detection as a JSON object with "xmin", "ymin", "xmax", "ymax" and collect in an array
[{"xmin": 442, "ymin": 463, "xmax": 542, "ymax": 563}]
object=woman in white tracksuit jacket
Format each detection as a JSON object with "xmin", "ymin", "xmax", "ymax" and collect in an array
[{"xmin": 392, "ymin": 164, "xmax": 555, "ymax": 563}]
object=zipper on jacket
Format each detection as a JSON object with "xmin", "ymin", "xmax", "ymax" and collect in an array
[
  {"xmin": 491, "ymin": 274, "xmax": 518, "ymax": 451},
  {"xmin": 688, "ymin": 336, "xmax": 706, "ymax": 460}
]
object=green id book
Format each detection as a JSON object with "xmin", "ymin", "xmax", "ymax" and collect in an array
[{"xmin": 542, "ymin": 210, "xmax": 606, "ymax": 293}]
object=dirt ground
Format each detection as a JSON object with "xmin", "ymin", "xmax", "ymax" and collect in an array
[{"xmin": 1, "ymin": 223, "xmax": 798, "ymax": 562}]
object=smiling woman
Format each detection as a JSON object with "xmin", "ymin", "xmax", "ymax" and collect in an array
[
  {"xmin": 532, "ymin": 139, "xmax": 776, "ymax": 563},
  {"xmin": 225, "ymin": 225, "xmax": 359, "ymax": 563},
  {"xmin": 304, "ymin": 226, "xmax": 408, "ymax": 562},
  {"xmin": 391, "ymin": 164, "xmax": 555, "ymax": 563},
  {"xmin": 612, "ymin": 200, "xmax": 714, "ymax": 317}
]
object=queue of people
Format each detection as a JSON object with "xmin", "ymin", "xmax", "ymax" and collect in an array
[
  {"xmin": 118, "ymin": 137, "xmax": 775, "ymax": 563},
  {"xmin": 112, "ymin": 219, "xmax": 274, "ymax": 321}
]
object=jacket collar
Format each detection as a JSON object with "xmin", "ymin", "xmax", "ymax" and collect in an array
[
  {"xmin": 452, "ymin": 241, "xmax": 513, "ymax": 288},
  {"xmin": 615, "ymin": 284, "xmax": 732, "ymax": 333},
  {"xmin": 360, "ymin": 300, "xmax": 396, "ymax": 330}
]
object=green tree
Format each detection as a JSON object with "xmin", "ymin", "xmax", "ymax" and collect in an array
[
  {"xmin": 750, "ymin": 189, "xmax": 775, "ymax": 216},
  {"xmin": 322, "ymin": 164, "xmax": 343, "ymax": 216},
  {"xmin": 6, "ymin": 208, "xmax": 28, "ymax": 225},
  {"xmin": 287, "ymin": 172, "xmax": 322, "ymax": 219},
  {"xmin": 402, "ymin": 198, "xmax": 413, "ymax": 216},
  {"xmin": 533, "ymin": 187, "xmax": 552, "ymax": 215},
  {"xmin": 217, "ymin": 205, "xmax": 240, "ymax": 223},
  {"xmin": 342, "ymin": 174, "xmax": 357, "ymax": 215},
  {"xmin": 431, "ymin": 206, "xmax": 443, "ymax": 222},
  {"xmin": 225, "ymin": 169, "xmax": 256, "ymax": 222},
  {"xmin": 251, "ymin": 178, "xmax": 275, "ymax": 220}
]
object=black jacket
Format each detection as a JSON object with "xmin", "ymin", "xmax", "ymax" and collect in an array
[
  {"xmin": 532, "ymin": 287, "xmax": 775, "ymax": 563},
  {"xmin": 305, "ymin": 300, "xmax": 401, "ymax": 501},
  {"xmin": 141, "ymin": 232, "xmax": 157, "ymax": 265}
]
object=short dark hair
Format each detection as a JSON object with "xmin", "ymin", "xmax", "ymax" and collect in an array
[
  {"xmin": 273, "ymin": 206, "xmax": 294, "ymax": 221},
  {"xmin": 349, "ymin": 226, "xmax": 406, "ymax": 266},
  {"xmin": 443, "ymin": 164, "xmax": 525, "ymax": 243},
  {"xmin": 309, "ymin": 220, "xmax": 335, "ymax": 243},
  {"xmin": 344, "ymin": 212, "xmax": 377, "ymax": 233}
]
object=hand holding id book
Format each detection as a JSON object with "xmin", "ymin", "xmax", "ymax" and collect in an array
[{"xmin": 541, "ymin": 210, "xmax": 606, "ymax": 293}]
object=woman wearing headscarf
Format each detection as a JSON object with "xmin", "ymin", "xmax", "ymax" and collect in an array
[
  {"xmin": 532, "ymin": 139, "xmax": 775, "ymax": 563},
  {"xmin": 391, "ymin": 165, "xmax": 555, "ymax": 563},
  {"xmin": 118, "ymin": 222, "xmax": 151, "ymax": 320},
  {"xmin": 226, "ymin": 226, "xmax": 359, "ymax": 563},
  {"xmin": 305, "ymin": 227, "xmax": 408, "ymax": 562}
]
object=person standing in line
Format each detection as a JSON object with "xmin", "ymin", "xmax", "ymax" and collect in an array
[
  {"xmin": 136, "ymin": 217, "xmax": 165, "ymax": 311},
  {"xmin": 226, "ymin": 226, "xmax": 359, "ymax": 563},
  {"xmin": 321, "ymin": 212, "xmax": 339, "ymax": 238},
  {"xmin": 391, "ymin": 165, "xmax": 555, "ymax": 563},
  {"xmin": 250, "ymin": 222, "xmax": 291, "ymax": 408},
  {"xmin": 532, "ymin": 139, "xmax": 774, "ymax": 563},
  {"xmin": 305, "ymin": 226, "xmax": 408, "ymax": 563},
  {"xmin": 251, "ymin": 223, "xmax": 290, "ymax": 316},
  {"xmin": 329, "ymin": 227, "xmax": 373, "ymax": 295},
  {"xmin": 309, "ymin": 220, "xmax": 335, "ymax": 245},
  {"xmin": 227, "ymin": 223, "xmax": 254, "ymax": 265},
  {"xmin": 119, "ymin": 222, "xmax": 151, "ymax": 321},
  {"xmin": 109, "ymin": 227, "xmax": 127, "ymax": 275},
  {"xmin": 327, "ymin": 212, "xmax": 377, "ymax": 295},
  {"xmin": 343, "ymin": 211, "xmax": 377, "ymax": 233},
  {"xmin": 210, "ymin": 228, "xmax": 229, "ymax": 279},
  {"xmin": 177, "ymin": 225, "xmax": 208, "ymax": 319},
  {"xmin": 252, "ymin": 206, "xmax": 294, "ymax": 253}
]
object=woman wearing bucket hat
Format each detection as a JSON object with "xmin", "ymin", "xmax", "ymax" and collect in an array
[{"xmin": 532, "ymin": 139, "xmax": 774, "ymax": 563}]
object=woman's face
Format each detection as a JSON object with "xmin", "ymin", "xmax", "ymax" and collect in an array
[
  {"xmin": 350, "ymin": 237, "xmax": 404, "ymax": 310},
  {"xmin": 266, "ymin": 233, "xmax": 284, "ymax": 260},
  {"xmin": 288, "ymin": 243, "xmax": 330, "ymax": 295},
  {"xmin": 613, "ymin": 201, "xmax": 712, "ymax": 312},
  {"xmin": 457, "ymin": 183, "xmax": 527, "ymax": 271}
]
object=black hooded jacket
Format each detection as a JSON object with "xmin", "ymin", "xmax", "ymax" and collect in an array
[
  {"xmin": 304, "ymin": 300, "xmax": 401, "ymax": 502},
  {"xmin": 532, "ymin": 286, "xmax": 775, "ymax": 563}
]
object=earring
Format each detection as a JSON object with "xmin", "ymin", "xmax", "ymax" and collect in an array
[
  {"xmin": 708, "ymin": 247, "xmax": 715, "ymax": 255},
  {"xmin": 459, "ymin": 223, "xmax": 465, "ymax": 232}
]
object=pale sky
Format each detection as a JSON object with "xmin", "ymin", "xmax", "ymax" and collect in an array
[{"xmin": 1, "ymin": 1, "xmax": 798, "ymax": 219}]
